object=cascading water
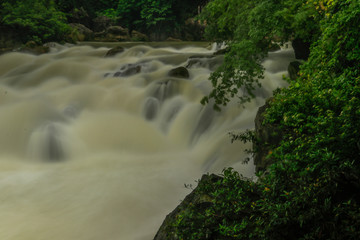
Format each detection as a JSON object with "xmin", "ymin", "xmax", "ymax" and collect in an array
[{"xmin": 0, "ymin": 42, "xmax": 295, "ymax": 240}]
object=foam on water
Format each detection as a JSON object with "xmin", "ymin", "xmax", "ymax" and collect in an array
[{"xmin": 0, "ymin": 43, "xmax": 294, "ymax": 239}]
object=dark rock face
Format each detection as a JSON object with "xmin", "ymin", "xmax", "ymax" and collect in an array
[
  {"xmin": 168, "ymin": 67, "xmax": 189, "ymax": 79},
  {"xmin": 254, "ymin": 98, "xmax": 283, "ymax": 172},
  {"xmin": 292, "ymin": 38, "xmax": 311, "ymax": 60},
  {"xmin": 105, "ymin": 46, "xmax": 125, "ymax": 57},
  {"xmin": 154, "ymin": 174, "xmax": 221, "ymax": 240},
  {"xmin": 288, "ymin": 61, "xmax": 302, "ymax": 80}
]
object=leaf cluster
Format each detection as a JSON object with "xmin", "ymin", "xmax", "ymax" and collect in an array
[
  {"xmin": 171, "ymin": 0, "xmax": 360, "ymax": 239},
  {"xmin": 0, "ymin": 0, "xmax": 70, "ymax": 43}
]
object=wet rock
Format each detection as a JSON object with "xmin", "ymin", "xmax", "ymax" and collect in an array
[
  {"xmin": 168, "ymin": 67, "xmax": 189, "ymax": 79},
  {"xmin": 105, "ymin": 46, "xmax": 125, "ymax": 57},
  {"xmin": 186, "ymin": 55, "xmax": 223, "ymax": 71},
  {"xmin": 113, "ymin": 64, "xmax": 142, "ymax": 77},
  {"xmin": 288, "ymin": 61, "xmax": 302, "ymax": 80}
]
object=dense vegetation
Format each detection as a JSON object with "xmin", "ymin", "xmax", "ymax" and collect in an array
[
  {"xmin": 170, "ymin": 0, "xmax": 360, "ymax": 239},
  {"xmin": 0, "ymin": 0, "xmax": 207, "ymax": 44}
]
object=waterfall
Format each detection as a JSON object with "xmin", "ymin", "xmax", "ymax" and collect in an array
[{"xmin": 0, "ymin": 42, "xmax": 295, "ymax": 240}]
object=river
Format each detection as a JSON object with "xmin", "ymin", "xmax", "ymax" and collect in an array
[{"xmin": 0, "ymin": 42, "xmax": 294, "ymax": 239}]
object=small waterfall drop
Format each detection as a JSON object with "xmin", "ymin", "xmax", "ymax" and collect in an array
[{"xmin": 0, "ymin": 42, "xmax": 295, "ymax": 240}]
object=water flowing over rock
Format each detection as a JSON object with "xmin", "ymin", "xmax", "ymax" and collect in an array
[
  {"xmin": 168, "ymin": 67, "xmax": 190, "ymax": 79},
  {"xmin": 105, "ymin": 46, "xmax": 125, "ymax": 57},
  {"xmin": 0, "ymin": 42, "xmax": 295, "ymax": 240}
]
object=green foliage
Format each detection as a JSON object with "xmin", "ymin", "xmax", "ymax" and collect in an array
[
  {"xmin": 199, "ymin": 0, "xmax": 326, "ymax": 109},
  {"xmin": 55, "ymin": 0, "xmax": 118, "ymax": 18},
  {"xmin": 172, "ymin": 0, "xmax": 360, "ymax": 239},
  {"xmin": 0, "ymin": 0, "xmax": 70, "ymax": 43},
  {"xmin": 174, "ymin": 169, "xmax": 261, "ymax": 240}
]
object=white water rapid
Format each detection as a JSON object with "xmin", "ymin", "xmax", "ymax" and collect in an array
[{"xmin": 0, "ymin": 42, "xmax": 295, "ymax": 240}]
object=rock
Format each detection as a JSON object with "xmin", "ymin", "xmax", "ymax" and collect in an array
[
  {"xmin": 105, "ymin": 46, "xmax": 125, "ymax": 57},
  {"xmin": 166, "ymin": 37, "xmax": 182, "ymax": 42},
  {"xmin": 254, "ymin": 98, "xmax": 283, "ymax": 172},
  {"xmin": 69, "ymin": 23, "xmax": 94, "ymax": 41},
  {"xmin": 288, "ymin": 61, "xmax": 302, "ymax": 80},
  {"xmin": 154, "ymin": 174, "xmax": 222, "ymax": 240},
  {"xmin": 107, "ymin": 26, "xmax": 128, "ymax": 36},
  {"xmin": 186, "ymin": 55, "xmax": 223, "ymax": 71},
  {"xmin": 292, "ymin": 38, "xmax": 311, "ymax": 60},
  {"xmin": 168, "ymin": 67, "xmax": 189, "ymax": 79},
  {"xmin": 113, "ymin": 64, "xmax": 142, "ymax": 77},
  {"xmin": 93, "ymin": 16, "xmax": 113, "ymax": 32},
  {"xmin": 131, "ymin": 30, "xmax": 149, "ymax": 41}
]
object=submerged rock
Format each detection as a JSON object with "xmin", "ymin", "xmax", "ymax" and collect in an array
[
  {"xmin": 113, "ymin": 64, "xmax": 142, "ymax": 77},
  {"xmin": 168, "ymin": 67, "xmax": 189, "ymax": 79},
  {"xmin": 105, "ymin": 46, "xmax": 125, "ymax": 57}
]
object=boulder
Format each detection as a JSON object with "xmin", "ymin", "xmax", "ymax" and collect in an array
[
  {"xmin": 105, "ymin": 46, "xmax": 125, "ymax": 57},
  {"xmin": 107, "ymin": 26, "xmax": 128, "ymax": 36},
  {"xmin": 254, "ymin": 98, "xmax": 283, "ymax": 172},
  {"xmin": 131, "ymin": 30, "xmax": 149, "ymax": 42},
  {"xmin": 69, "ymin": 23, "xmax": 94, "ymax": 41},
  {"xmin": 168, "ymin": 67, "xmax": 189, "ymax": 79},
  {"xmin": 288, "ymin": 61, "xmax": 302, "ymax": 80},
  {"xmin": 113, "ymin": 64, "xmax": 142, "ymax": 77}
]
